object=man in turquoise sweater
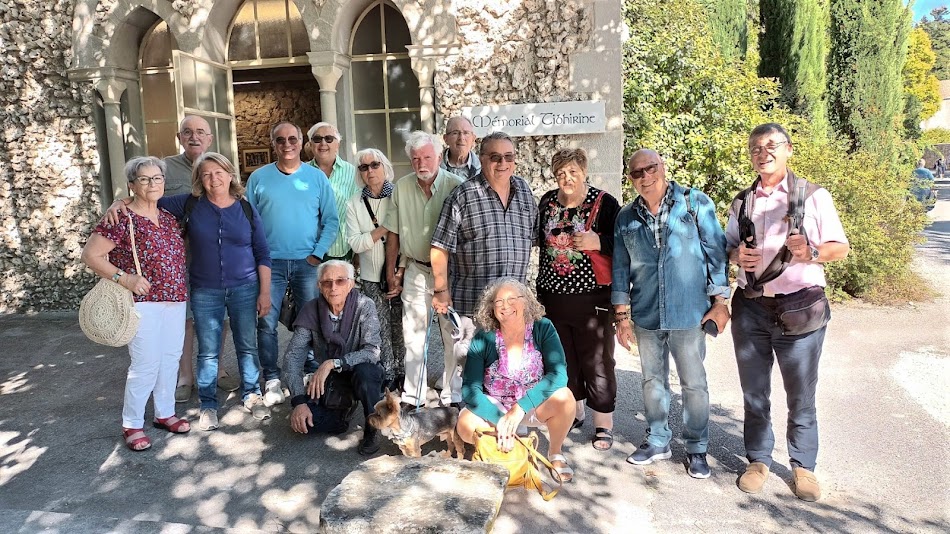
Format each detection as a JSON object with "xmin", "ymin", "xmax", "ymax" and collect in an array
[{"xmin": 246, "ymin": 121, "xmax": 339, "ymax": 407}]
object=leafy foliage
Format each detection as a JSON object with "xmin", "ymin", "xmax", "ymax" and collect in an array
[
  {"xmin": 903, "ymin": 28, "xmax": 942, "ymax": 130},
  {"xmin": 919, "ymin": 7, "xmax": 950, "ymax": 80},
  {"xmin": 700, "ymin": 0, "xmax": 749, "ymax": 59}
]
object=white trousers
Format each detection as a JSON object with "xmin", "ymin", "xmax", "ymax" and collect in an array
[
  {"xmin": 400, "ymin": 262, "xmax": 460, "ymax": 405},
  {"xmin": 123, "ymin": 301, "xmax": 186, "ymax": 428}
]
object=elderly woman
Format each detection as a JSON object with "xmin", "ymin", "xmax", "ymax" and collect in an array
[
  {"xmin": 457, "ymin": 278, "xmax": 576, "ymax": 482},
  {"xmin": 284, "ymin": 260, "xmax": 384, "ymax": 455},
  {"xmin": 537, "ymin": 148, "xmax": 620, "ymax": 451},
  {"xmin": 158, "ymin": 153, "xmax": 272, "ymax": 430},
  {"xmin": 345, "ymin": 148, "xmax": 405, "ymax": 392},
  {"xmin": 81, "ymin": 157, "xmax": 189, "ymax": 451}
]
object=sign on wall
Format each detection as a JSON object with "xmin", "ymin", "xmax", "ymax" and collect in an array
[{"xmin": 463, "ymin": 101, "xmax": 607, "ymax": 137}]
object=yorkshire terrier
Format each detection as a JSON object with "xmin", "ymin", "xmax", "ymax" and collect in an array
[{"xmin": 367, "ymin": 389, "xmax": 465, "ymax": 458}]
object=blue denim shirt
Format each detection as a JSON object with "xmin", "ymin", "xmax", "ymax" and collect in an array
[{"xmin": 611, "ymin": 182, "xmax": 730, "ymax": 330}]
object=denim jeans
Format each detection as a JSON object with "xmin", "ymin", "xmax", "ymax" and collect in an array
[
  {"xmin": 634, "ymin": 325, "xmax": 709, "ymax": 453},
  {"xmin": 192, "ymin": 282, "xmax": 262, "ymax": 410},
  {"xmin": 258, "ymin": 259, "xmax": 318, "ymax": 381},
  {"xmin": 731, "ymin": 292, "xmax": 826, "ymax": 471}
]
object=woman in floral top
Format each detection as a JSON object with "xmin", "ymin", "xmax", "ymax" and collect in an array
[
  {"xmin": 82, "ymin": 156, "xmax": 189, "ymax": 452},
  {"xmin": 459, "ymin": 278, "xmax": 576, "ymax": 482},
  {"xmin": 536, "ymin": 148, "xmax": 620, "ymax": 451}
]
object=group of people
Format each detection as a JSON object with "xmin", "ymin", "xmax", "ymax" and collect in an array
[{"xmin": 81, "ymin": 115, "xmax": 848, "ymax": 502}]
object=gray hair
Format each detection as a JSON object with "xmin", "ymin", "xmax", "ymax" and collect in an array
[
  {"xmin": 404, "ymin": 130, "xmax": 443, "ymax": 157},
  {"xmin": 307, "ymin": 122, "xmax": 340, "ymax": 140},
  {"xmin": 125, "ymin": 156, "xmax": 166, "ymax": 183},
  {"xmin": 354, "ymin": 148, "xmax": 395, "ymax": 184},
  {"xmin": 473, "ymin": 277, "xmax": 546, "ymax": 331},
  {"xmin": 317, "ymin": 260, "xmax": 355, "ymax": 282},
  {"xmin": 445, "ymin": 116, "xmax": 474, "ymax": 132},
  {"xmin": 270, "ymin": 121, "xmax": 303, "ymax": 144},
  {"xmin": 479, "ymin": 131, "xmax": 516, "ymax": 155}
]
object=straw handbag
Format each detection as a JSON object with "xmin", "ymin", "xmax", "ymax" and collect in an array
[
  {"xmin": 472, "ymin": 428, "xmax": 562, "ymax": 501},
  {"xmin": 79, "ymin": 214, "xmax": 142, "ymax": 347}
]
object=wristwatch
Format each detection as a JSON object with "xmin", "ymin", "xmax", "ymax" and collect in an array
[
  {"xmin": 332, "ymin": 359, "xmax": 342, "ymax": 371},
  {"xmin": 809, "ymin": 246, "xmax": 820, "ymax": 261}
]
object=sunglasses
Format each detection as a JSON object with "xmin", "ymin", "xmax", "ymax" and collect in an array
[
  {"xmin": 629, "ymin": 163, "xmax": 660, "ymax": 180},
  {"xmin": 319, "ymin": 277, "xmax": 351, "ymax": 289},
  {"xmin": 275, "ymin": 136, "xmax": 300, "ymax": 146},
  {"xmin": 311, "ymin": 135, "xmax": 337, "ymax": 145},
  {"xmin": 485, "ymin": 153, "xmax": 515, "ymax": 164},
  {"xmin": 357, "ymin": 161, "xmax": 383, "ymax": 172}
]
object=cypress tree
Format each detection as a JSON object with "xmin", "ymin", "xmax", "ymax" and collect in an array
[
  {"xmin": 701, "ymin": 0, "xmax": 749, "ymax": 60},
  {"xmin": 828, "ymin": 0, "xmax": 911, "ymax": 160}
]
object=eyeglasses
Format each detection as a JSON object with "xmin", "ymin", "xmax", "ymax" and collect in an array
[
  {"xmin": 180, "ymin": 129, "xmax": 209, "ymax": 138},
  {"xmin": 629, "ymin": 163, "xmax": 660, "ymax": 180},
  {"xmin": 749, "ymin": 141, "xmax": 789, "ymax": 156},
  {"xmin": 485, "ymin": 153, "xmax": 515, "ymax": 164},
  {"xmin": 446, "ymin": 130, "xmax": 475, "ymax": 138},
  {"xmin": 493, "ymin": 295, "xmax": 524, "ymax": 308},
  {"xmin": 357, "ymin": 161, "xmax": 383, "ymax": 172},
  {"xmin": 311, "ymin": 135, "xmax": 337, "ymax": 145},
  {"xmin": 275, "ymin": 136, "xmax": 300, "ymax": 146},
  {"xmin": 132, "ymin": 174, "xmax": 165, "ymax": 185},
  {"xmin": 319, "ymin": 277, "xmax": 352, "ymax": 289}
]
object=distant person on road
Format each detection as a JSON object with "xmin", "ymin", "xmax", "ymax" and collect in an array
[
  {"xmin": 726, "ymin": 122, "xmax": 849, "ymax": 502},
  {"xmin": 935, "ymin": 157, "xmax": 945, "ymax": 179}
]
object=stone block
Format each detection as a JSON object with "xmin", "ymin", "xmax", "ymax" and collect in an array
[{"xmin": 320, "ymin": 455, "xmax": 508, "ymax": 534}]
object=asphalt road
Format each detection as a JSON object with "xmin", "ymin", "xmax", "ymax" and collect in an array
[{"xmin": 0, "ymin": 187, "xmax": 947, "ymax": 533}]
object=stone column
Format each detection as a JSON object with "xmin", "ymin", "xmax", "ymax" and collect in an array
[
  {"xmin": 95, "ymin": 78, "xmax": 130, "ymax": 203},
  {"xmin": 308, "ymin": 51, "xmax": 352, "ymax": 127},
  {"xmin": 406, "ymin": 45, "xmax": 458, "ymax": 133}
]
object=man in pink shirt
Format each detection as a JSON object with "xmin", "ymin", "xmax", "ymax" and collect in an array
[{"xmin": 725, "ymin": 123, "xmax": 849, "ymax": 502}]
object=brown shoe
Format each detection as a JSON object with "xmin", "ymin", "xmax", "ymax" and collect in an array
[
  {"xmin": 737, "ymin": 462, "xmax": 770, "ymax": 493},
  {"xmin": 792, "ymin": 467, "xmax": 821, "ymax": 501}
]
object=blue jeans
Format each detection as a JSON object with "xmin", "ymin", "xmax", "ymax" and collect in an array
[
  {"xmin": 731, "ymin": 292, "xmax": 826, "ymax": 471},
  {"xmin": 191, "ymin": 282, "xmax": 262, "ymax": 410},
  {"xmin": 258, "ymin": 259, "xmax": 318, "ymax": 381},
  {"xmin": 634, "ymin": 325, "xmax": 709, "ymax": 453}
]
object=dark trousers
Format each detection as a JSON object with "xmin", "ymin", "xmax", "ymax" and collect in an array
[
  {"xmin": 731, "ymin": 291, "xmax": 826, "ymax": 471},
  {"xmin": 305, "ymin": 362, "xmax": 384, "ymax": 434}
]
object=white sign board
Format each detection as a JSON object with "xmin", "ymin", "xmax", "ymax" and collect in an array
[{"xmin": 463, "ymin": 101, "xmax": 607, "ymax": 138}]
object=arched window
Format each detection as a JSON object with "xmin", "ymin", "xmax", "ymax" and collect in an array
[
  {"xmin": 350, "ymin": 1, "xmax": 420, "ymax": 177},
  {"xmin": 228, "ymin": 0, "xmax": 309, "ymax": 65},
  {"xmin": 139, "ymin": 21, "xmax": 179, "ymax": 158}
]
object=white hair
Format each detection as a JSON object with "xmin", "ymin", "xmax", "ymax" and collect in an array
[
  {"xmin": 317, "ymin": 260, "xmax": 355, "ymax": 281},
  {"xmin": 307, "ymin": 122, "xmax": 340, "ymax": 140},
  {"xmin": 404, "ymin": 130, "xmax": 443, "ymax": 157},
  {"xmin": 354, "ymin": 148, "xmax": 395, "ymax": 184}
]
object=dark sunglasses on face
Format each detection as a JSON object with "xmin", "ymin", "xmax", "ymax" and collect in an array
[
  {"xmin": 275, "ymin": 136, "xmax": 300, "ymax": 146},
  {"xmin": 357, "ymin": 161, "xmax": 383, "ymax": 172},
  {"xmin": 319, "ymin": 277, "xmax": 351, "ymax": 289},
  {"xmin": 629, "ymin": 163, "xmax": 660, "ymax": 180},
  {"xmin": 486, "ymin": 153, "xmax": 515, "ymax": 164},
  {"xmin": 311, "ymin": 135, "xmax": 337, "ymax": 145}
]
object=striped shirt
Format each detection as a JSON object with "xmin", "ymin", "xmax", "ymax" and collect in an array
[
  {"xmin": 430, "ymin": 173, "xmax": 539, "ymax": 316},
  {"xmin": 310, "ymin": 156, "xmax": 358, "ymax": 258}
]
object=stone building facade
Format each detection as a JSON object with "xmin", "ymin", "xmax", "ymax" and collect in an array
[{"xmin": 0, "ymin": 0, "xmax": 623, "ymax": 312}]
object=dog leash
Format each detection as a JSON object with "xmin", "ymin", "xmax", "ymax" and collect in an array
[{"xmin": 415, "ymin": 305, "xmax": 462, "ymax": 411}]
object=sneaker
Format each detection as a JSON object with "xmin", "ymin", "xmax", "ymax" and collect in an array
[
  {"xmin": 243, "ymin": 393, "xmax": 271, "ymax": 420},
  {"xmin": 687, "ymin": 453, "xmax": 711, "ymax": 479},
  {"xmin": 263, "ymin": 379, "xmax": 285, "ymax": 407},
  {"xmin": 792, "ymin": 467, "xmax": 821, "ymax": 502},
  {"xmin": 358, "ymin": 428, "xmax": 380, "ymax": 456},
  {"xmin": 626, "ymin": 441, "xmax": 672, "ymax": 465},
  {"xmin": 198, "ymin": 408, "xmax": 219, "ymax": 431}
]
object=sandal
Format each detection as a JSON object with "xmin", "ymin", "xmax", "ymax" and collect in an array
[
  {"xmin": 153, "ymin": 415, "xmax": 191, "ymax": 433},
  {"xmin": 549, "ymin": 453, "xmax": 574, "ymax": 483},
  {"xmin": 123, "ymin": 428, "xmax": 151, "ymax": 451},
  {"xmin": 592, "ymin": 427, "xmax": 614, "ymax": 451},
  {"xmin": 570, "ymin": 418, "xmax": 584, "ymax": 431}
]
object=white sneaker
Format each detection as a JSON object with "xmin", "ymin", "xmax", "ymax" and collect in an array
[
  {"xmin": 198, "ymin": 408, "xmax": 218, "ymax": 431},
  {"xmin": 244, "ymin": 393, "xmax": 271, "ymax": 420},
  {"xmin": 263, "ymin": 379, "xmax": 285, "ymax": 407}
]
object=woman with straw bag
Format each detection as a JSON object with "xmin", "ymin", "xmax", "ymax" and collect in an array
[{"xmin": 81, "ymin": 156, "xmax": 189, "ymax": 452}]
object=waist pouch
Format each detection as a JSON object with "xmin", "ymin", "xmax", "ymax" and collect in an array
[{"xmin": 767, "ymin": 286, "xmax": 830, "ymax": 336}]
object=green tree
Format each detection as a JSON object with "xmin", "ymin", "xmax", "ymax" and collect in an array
[
  {"xmin": 902, "ymin": 28, "xmax": 942, "ymax": 138},
  {"xmin": 701, "ymin": 0, "xmax": 749, "ymax": 59},
  {"xmin": 828, "ymin": 0, "xmax": 911, "ymax": 162},
  {"xmin": 759, "ymin": 0, "xmax": 830, "ymax": 136},
  {"xmin": 919, "ymin": 7, "xmax": 950, "ymax": 80}
]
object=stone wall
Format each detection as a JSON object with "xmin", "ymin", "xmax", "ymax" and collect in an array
[
  {"xmin": 0, "ymin": 2, "xmax": 102, "ymax": 312},
  {"xmin": 234, "ymin": 81, "xmax": 323, "ymax": 168}
]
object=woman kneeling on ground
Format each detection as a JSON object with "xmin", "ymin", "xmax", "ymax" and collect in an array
[{"xmin": 456, "ymin": 277, "xmax": 576, "ymax": 482}]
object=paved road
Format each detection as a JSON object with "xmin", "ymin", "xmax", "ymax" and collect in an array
[{"xmin": 0, "ymin": 189, "xmax": 948, "ymax": 533}]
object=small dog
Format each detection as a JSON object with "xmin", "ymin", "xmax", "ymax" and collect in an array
[{"xmin": 367, "ymin": 389, "xmax": 465, "ymax": 458}]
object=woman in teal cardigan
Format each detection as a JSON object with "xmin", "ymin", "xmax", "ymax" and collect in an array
[{"xmin": 458, "ymin": 277, "xmax": 577, "ymax": 482}]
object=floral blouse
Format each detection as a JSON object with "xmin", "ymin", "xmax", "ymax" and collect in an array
[
  {"xmin": 484, "ymin": 323, "xmax": 545, "ymax": 411},
  {"xmin": 536, "ymin": 187, "xmax": 620, "ymax": 295},
  {"xmin": 94, "ymin": 209, "xmax": 187, "ymax": 303}
]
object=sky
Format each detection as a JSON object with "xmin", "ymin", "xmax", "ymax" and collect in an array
[{"xmin": 913, "ymin": 0, "xmax": 946, "ymax": 22}]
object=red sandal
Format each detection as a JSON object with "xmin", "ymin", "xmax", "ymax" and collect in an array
[
  {"xmin": 153, "ymin": 415, "xmax": 191, "ymax": 434},
  {"xmin": 123, "ymin": 428, "xmax": 151, "ymax": 451}
]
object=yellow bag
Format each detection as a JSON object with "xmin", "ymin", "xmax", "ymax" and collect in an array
[{"xmin": 472, "ymin": 428, "xmax": 562, "ymax": 501}]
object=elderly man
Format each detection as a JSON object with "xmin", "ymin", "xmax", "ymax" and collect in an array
[
  {"xmin": 246, "ymin": 121, "xmax": 339, "ymax": 406},
  {"xmin": 431, "ymin": 131, "xmax": 539, "ymax": 320},
  {"xmin": 440, "ymin": 116, "xmax": 480, "ymax": 180},
  {"xmin": 612, "ymin": 149, "xmax": 730, "ymax": 480},
  {"xmin": 727, "ymin": 123, "xmax": 849, "ymax": 501},
  {"xmin": 307, "ymin": 122, "xmax": 358, "ymax": 262},
  {"xmin": 382, "ymin": 131, "xmax": 464, "ymax": 408},
  {"xmin": 284, "ymin": 260, "xmax": 384, "ymax": 455}
]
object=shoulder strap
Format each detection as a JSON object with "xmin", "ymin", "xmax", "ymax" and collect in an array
[
  {"xmin": 239, "ymin": 198, "xmax": 255, "ymax": 237},
  {"xmin": 180, "ymin": 195, "xmax": 199, "ymax": 236},
  {"xmin": 585, "ymin": 190, "xmax": 606, "ymax": 232},
  {"xmin": 127, "ymin": 213, "xmax": 142, "ymax": 275},
  {"xmin": 362, "ymin": 195, "xmax": 380, "ymax": 227}
]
